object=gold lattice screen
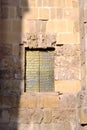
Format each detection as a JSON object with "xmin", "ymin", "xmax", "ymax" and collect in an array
[{"xmin": 25, "ymin": 49, "xmax": 54, "ymax": 92}]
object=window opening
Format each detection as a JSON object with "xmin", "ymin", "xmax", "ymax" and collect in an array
[{"xmin": 25, "ymin": 48, "xmax": 55, "ymax": 92}]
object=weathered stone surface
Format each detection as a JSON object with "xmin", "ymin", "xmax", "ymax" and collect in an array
[
  {"xmin": 0, "ymin": 110, "xmax": 10, "ymax": 123},
  {"xmin": 19, "ymin": 95, "xmax": 37, "ymax": 108},
  {"xmin": 32, "ymin": 109, "xmax": 43, "ymax": 123},
  {"xmin": 40, "ymin": 122, "xmax": 72, "ymax": 130},
  {"xmin": 37, "ymin": 96, "xmax": 44, "ymax": 108},
  {"xmin": 52, "ymin": 122, "xmax": 72, "ymax": 130},
  {"xmin": 40, "ymin": 123, "xmax": 53, "ymax": 130},
  {"xmin": 1, "ymin": 0, "xmax": 19, "ymax": 6},
  {"xmin": 43, "ymin": 95, "xmax": 59, "ymax": 108},
  {"xmin": 58, "ymin": 94, "xmax": 77, "ymax": 109},
  {"xmin": 54, "ymin": 44, "xmax": 81, "ymax": 80},
  {"xmin": 1, "ymin": 95, "xmax": 19, "ymax": 108},
  {"xmin": 55, "ymin": 80, "xmax": 81, "ymax": 94},
  {"xmin": 1, "ymin": 6, "xmax": 9, "ymax": 19},
  {"xmin": 22, "ymin": 33, "xmax": 57, "ymax": 48},
  {"xmin": 43, "ymin": 109, "xmax": 52, "ymax": 123},
  {"xmin": 0, "ymin": 125, "xmax": 11, "ymax": 130},
  {"xmin": 0, "ymin": 80, "xmax": 22, "ymax": 95},
  {"xmin": 84, "ymin": 126, "xmax": 87, "ymax": 130},
  {"xmin": 80, "ymin": 108, "xmax": 87, "ymax": 124},
  {"xmin": 0, "ymin": 0, "xmax": 84, "ymax": 130},
  {"xmin": 38, "ymin": 8, "xmax": 49, "ymax": 19},
  {"xmin": 52, "ymin": 109, "xmax": 76, "ymax": 122}
]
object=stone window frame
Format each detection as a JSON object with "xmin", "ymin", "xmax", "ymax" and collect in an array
[
  {"xmin": 19, "ymin": 33, "xmax": 57, "ymax": 92},
  {"xmin": 25, "ymin": 47, "xmax": 55, "ymax": 92}
]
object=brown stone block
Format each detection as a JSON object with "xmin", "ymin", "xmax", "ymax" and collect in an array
[
  {"xmin": 36, "ymin": 0, "xmax": 42, "ymax": 7},
  {"xmin": 58, "ymin": 33, "xmax": 80, "ymax": 44},
  {"xmin": 40, "ymin": 123, "xmax": 53, "ymax": 130},
  {"xmin": 84, "ymin": 23, "xmax": 87, "ymax": 34},
  {"xmin": 22, "ymin": 20, "xmax": 29, "ymax": 33},
  {"xmin": 23, "ymin": 8, "xmax": 38, "ymax": 19},
  {"xmin": 55, "ymin": 80, "xmax": 81, "ymax": 94},
  {"xmin": 29, "ymin": 0, "xmax": 36, "ymax": 7},
  {"xmin": 9, "ymin": 7, "xmax": 16, "ymax": 18},
  {"xmin": 22, "ymin": 20, "xmax": 36, "ymax": 33},
  {"xmin": 12, "ymin": 44, "xmax": 19, "ymax": 56},
  {"xmin": 43, "ymin": 109, "xmax": 52, "ymax": 123},
  {"xmin": 28, "ymin": 124, "xmax": 40, "ymax": 130},
  {"xmin": 19, "ymin": 96, "xmax": 28, "ymax": 108},
  {"xmin": 52, "ymin": 109, "xmax": 76, "ymax": 122},
  {"xmin": 0, "ymin": 20, "xmax": 12, "ymax": 33},
  {"xmin": 35, "ymin": 20, "xmax": 47, "ymax": 33},
  {"xmin": 50, "ymin": 8, "xmax": 57, "ymax": 19},
  {"xmin": 0, "ymin": 79, "xmax": 22, "ymax": 95},
  {"xmin": 41, "ymin": 122, "xmax": 72, "ymax": 130},
  {"xmin": 46, "ymin": 20, "xmax": 67, "ymax": 33},
  {"xmin": 50, "ymin": 8, "xmax": 65, "ymax": 19},
  {"xmin": 58, "ymin": 94, "xmax": 77, "ymax": 109},
  {"xmin": 54, "ymin": 44, "xmax": 81, "ymax": 80},
  {"xmin": 1, "ymin": 0, "xmax": 19, "ymax": 6},
  {"xmin": 53, "ymin": 122, "xmax": 72, "ymax": 130},
  {"xmin": 20, "ymin": 0, "xmax": 29, "ymax": 7},
  {"xmin": 0, "ymin": 43, "xmax": 12, "ymax": 56},
  {"xmin": 32, "ymin": 109, "xmax": 43, "ymax": 123},
  {"xmin": 1, "ymin": 32, "xmax": 21, "ymax": 43},
  {"xmin": 75, "ymin": 32, "xmax": 80, "ymax": 44},
  {"xmin": 74, "ymin": 20, "xmax": 80, "ymax": 32},
  {"xmin": 43, "ymin": 0, "xmax": 64, "ymax": 7},
  {"xmin": 12, "ymin": 20, "xmax": 21, "ymax": 32},
  {"xmin": 28, "ymin": 95, "xmax": 37, "ymax": 108},
  {"xmin": 0, "ymin": 110, "xmax": 10, "ymax": 123},
  {"xmin": 37, "ymin": 96, "xmax": 44, "ymax": 108},
  {"xmin": 80, "ymin": 108, "xmax": 87, "ymax": 124},
  {"xmin": 16, "ymin": 124, "xmax": 28, "ymax": 130},
  {"xmin": 54, "ymin": 0, "xmax": 64, "ymax": 7},
  {"xmin": 57, "ymin": 8, "xmax": 64, "ymax": 19},
  {"xmin": 64, "ymin": 8, "xmax": 79, "ymax": 20},
  {"xmin": 16, "ymin": 7, "xmax": 23, "ymax": 19},
  {"xmin": 84, "ymin": 126, "xmax": 87, "ymax": 130},
  {"xmin": 20, "ymin": 94, "xmax": 37, "ymax": 108},
  {"xmin": 38, "ymin": 8, "xmax": 49, "ymax": 20},
  {"xmin": 72, "ymin": 0, "xmax": 79, "ymax": 8},
  {"xmin": 1, "ymin": 6, "xmax": 9, "ymax": 19},
  {"xmin": 84, "ymin": 8, "xmax": 87, "ymax": 22},
  {"xmin": 65, "ymin": 0, "xmax": 72, "ymax": 7},
  {"xmin": 66, "ymin": 20, "xmax": 74, "ymax": 32},
  {"xmin": 0, "ymin": 96, "xmax": 3, "ymax": 106},
  {"xmin": 2, "ymin": 96, "xmax": 18, "ymax": 108},
  {"xmin": 43, "ymin": 95, "xmax": 59, "ymax": 108},
  {"xmin": 18, "ymin": 109, "xmax": 29, "ymax": 123},
  {"xmin": 21, "ymin": 0, "xmax": 36, "ymax": 8},
  {"xmin": 27, "ymin": 109, "xmax": 35, "ymax": 123}
]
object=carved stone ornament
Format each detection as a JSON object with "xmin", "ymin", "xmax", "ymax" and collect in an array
[{"xmin": 21, "ymin": 33, "xmax": 57, "ymax": 48}]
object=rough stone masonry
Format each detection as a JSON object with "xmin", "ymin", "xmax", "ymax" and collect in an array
[{"xmin": 0, "ymin": 0, "xmax": 87, "ymax": 130}]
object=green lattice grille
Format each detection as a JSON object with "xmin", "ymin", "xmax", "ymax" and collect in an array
[{"xmin": 25, "ymin": 50, "xmax": 54, "ymax": 92}]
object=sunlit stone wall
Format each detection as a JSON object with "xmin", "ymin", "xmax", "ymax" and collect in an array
[{"xmin": 0, "ymin": 0, "xmax": 83, "ymax": 130}]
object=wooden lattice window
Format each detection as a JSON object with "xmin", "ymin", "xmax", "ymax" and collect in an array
[{"xmin": 25, "ymin": 48, "xmax": 54, "ymax": 92}]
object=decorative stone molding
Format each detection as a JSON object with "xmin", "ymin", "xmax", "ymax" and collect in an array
[{"xmin": 21, "ymin": 33, "xmax": 57, "ymax": 48}]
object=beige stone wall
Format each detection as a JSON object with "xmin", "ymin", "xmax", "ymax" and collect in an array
[
  {"xmin": 79, "ymin": 0, "xmax": 87, "ymax": 129},
  {"xmin": 21, "ymin": 0, "xmax": 81, "ymax": 93},
  {"xmin": 0, "ymin": 0, "xmax": 81, "ymax": 93},
  {"xmin": 0, "ymin": 0, "xmax": 83, "ymax": 130}
]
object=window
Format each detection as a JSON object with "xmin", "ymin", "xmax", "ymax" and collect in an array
[{"xmin": 25, "ymin": 48, "xmax": 54, "ymax": 92}]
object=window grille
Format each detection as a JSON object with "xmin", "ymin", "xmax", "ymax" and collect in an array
[{"xmin": 25, "ymin": 48, "xmax": 54, "ymax": 92}]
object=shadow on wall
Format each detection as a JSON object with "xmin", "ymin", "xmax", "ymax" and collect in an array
[{"xmin": 0, "ymin": 0, "xmax": 29, "ymax": 129}]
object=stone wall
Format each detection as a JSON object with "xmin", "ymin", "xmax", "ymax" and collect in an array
[
  {"xmin": 79, "ymin": 0, "xmax": 87, "ymax": 130},
  {"xmin": 0, "ymin": 0, "xmax": 83, "ymax": 130}
]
